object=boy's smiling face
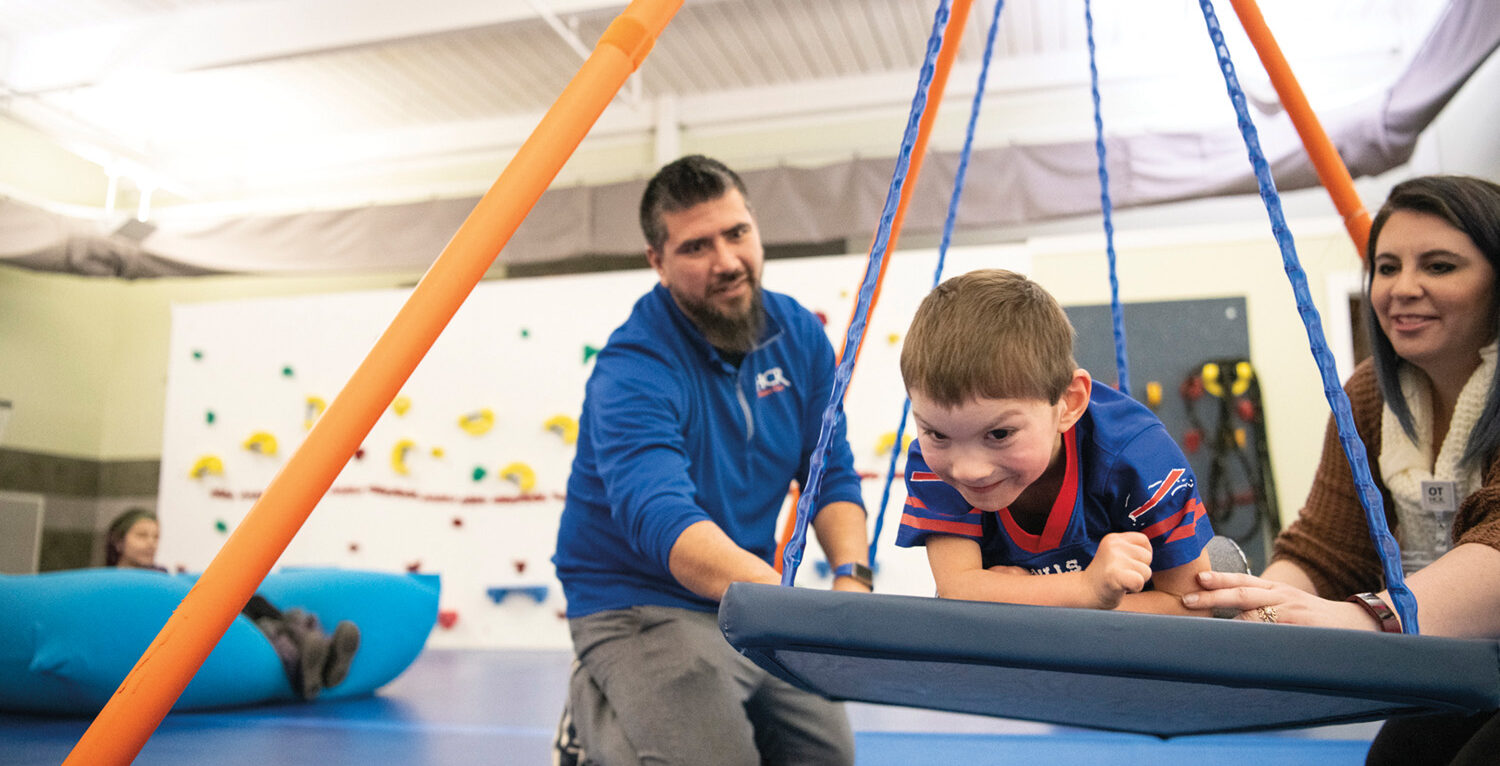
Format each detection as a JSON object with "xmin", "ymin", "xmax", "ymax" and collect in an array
[{"xmin": 908, "ymin": 371, "xmax": 1091, "ymax": 512}]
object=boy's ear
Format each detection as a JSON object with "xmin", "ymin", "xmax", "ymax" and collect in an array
[{"xmin": 1056, "ymin": 369, "xmax": 1092, "ymax": 431}]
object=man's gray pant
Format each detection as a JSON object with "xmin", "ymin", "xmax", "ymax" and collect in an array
[{"xmin": 564, "ymin": 605, "xmax": 854, "ymax": 766}]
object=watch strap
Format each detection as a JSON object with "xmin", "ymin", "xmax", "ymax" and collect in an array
[
  {"xmin": 1346, "ymin": 592, "xmax": 1401, "ymax": 633},
  {"xmin": 833, "ymin": 562, "xmax": 874, "ymax": 590}
]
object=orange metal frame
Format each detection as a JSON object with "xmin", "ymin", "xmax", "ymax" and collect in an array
[{"xmin": 1228, "ymin": 0, "xmax": 1372, "ymax": 257}]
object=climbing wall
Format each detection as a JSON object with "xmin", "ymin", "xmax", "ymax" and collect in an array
[{"xmin": 156, "ymin": 245, "xmax": 1027, "ymax": 649}]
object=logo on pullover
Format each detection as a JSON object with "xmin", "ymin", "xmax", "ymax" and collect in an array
[{"xmin": 756, "ymin": 367, "xmax": 790, "ymax": 397}]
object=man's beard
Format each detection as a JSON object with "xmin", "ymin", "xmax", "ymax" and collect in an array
[{"xmin": 675, "ymin": 274, "xmax": 766, "ymax": 354}]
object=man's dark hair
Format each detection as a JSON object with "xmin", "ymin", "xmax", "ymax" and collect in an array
[{"xmin": 639, "ymin": 155, "xmax": 750, "ymax": 251}]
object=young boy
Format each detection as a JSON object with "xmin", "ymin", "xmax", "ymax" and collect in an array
[{"xmin": 895, "ymin": 269, "xmax": 1213, "ymax": 614}]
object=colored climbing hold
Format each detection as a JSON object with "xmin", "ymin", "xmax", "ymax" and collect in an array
[
  {"xmin": 214, "ymin": 519, "xmax": 228, "ymax": 534},
  {"xmin": 437, "ymin": 610, "xmax": 459, "ymax": 629},
  {"xmin": 1146, "ymin": 381, "xmax": 1163, "ymax": 409},
  {"xmin": 514, "ymin": 560, "xmax": 527, "ymax": 574},
  {"xmin": 452, "ymin": 516, "xmax": 464, "ymax": 528},
  {"xmin": 1183, "ymin": 428, "xmax": 1203, "ymax": 454},
  {"xmin": 874, "ymin": 431, "xmax": 913, "ymax": 458},
  {"xmin": 544, "ymin": 414, "xmax": 579, "ymax": 445},
  {"xmin": 458, "ymin": 408, "xmax": 495, "ymax": 436},
  {"xmin": 242, "ymin": 431, "xmax": 278, "ymax": 456},
  {"xmin": 814, "ymin": 311, "xmax": 829, "ymax": 326},
  {"xmin": 304, "ymin": 396, "xmax": 326, "ymax": 430},
  {"xmin": 431, "ymin": 446, "xmax": 445, "ymax": 458},
  {"xmin": 583, "ymin": 344, "xmax": 601, "ymax": 364},
  {"xmin": 354, "ymin": 448, "xmax": 366, "ymax": 460},
  {"xmin": 392, "ymin": 439, "xmax": 416, "ymax": 475},
  {"xmin": 501, "ymin": 461, "xmax": 537, "ymax": 492},
  {"xmin": 471, "ymin": 466, "xmax": 488, "ymax": 481},
  {"xmin": 205, "ymin": 411, "xmax": 216, "ymax": 425},
  {"xmin": 486, "ymin": 585, "xmax": 549, "ymax": 604},
  {"xmin": 392, "ymin": 396, "xmax": 412, "ymax": 416},
  {"xmin": 887, "ymin": 333, "xmax": 899, "ymax": 345},
  {"xmin": 348, "ymin": 542, "xmax": 360, "ymax": 553},
  {"xmin": 406, "ymin": 561, "xmax": 422, "ymax": 573},
  {"xmin": 190, "ymin": 455, "xmax": 224, "ymax": 479},
  {"xmin": 192, "ymin": 350, "xmax": 204, "ymax": 360},
  {"xmin": 520, "ymin": 328, "xmax": 530, "ymax": 339},
  {"xmin": 281, "ymin": 365, "xmax": 294, "ymax": 378}
]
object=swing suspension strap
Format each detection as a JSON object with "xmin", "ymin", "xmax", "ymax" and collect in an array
[
  {"xmin": 869, "ymin": 0, "xmax": 1009, "ymax": 569},
  {"xmin": 781, "ymin": 0, "xmax": 952, "ymax": 585},
  {"xmin": 1085, "ymin": 0, "xmax": 1131, "ymax": 396},
  {"xmin": 1195, "ymin": 0, "xmax": 1417, "ymax": 632}
]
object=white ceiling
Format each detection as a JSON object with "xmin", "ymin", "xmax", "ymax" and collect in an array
[{"xmin": 0, "ymin": 0, "xmax": 1446, "ymax": 226}]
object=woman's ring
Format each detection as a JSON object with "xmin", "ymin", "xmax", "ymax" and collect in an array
[{"xmin": 1257, "ymin": 606, "xmax": 1278, "ymax": 623}]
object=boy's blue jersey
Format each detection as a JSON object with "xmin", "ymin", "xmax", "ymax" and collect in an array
[{"xmin": 894, "ymin": 384, "xmax": 1212, "ymax": 574}]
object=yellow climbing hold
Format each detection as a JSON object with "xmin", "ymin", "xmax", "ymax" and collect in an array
[
  {"xmin": 544, "ymin": 414, "xmax": 579, "ymax": 445},
  {"xmin": 458, "ymin": 408, "xmax": 495, "ymax": 436},
  {"xmin": 304, "ymin": 396, "xmax": 326, "ymax": 430},
  {"xmin": 392, "ymin": 439, "xmax": 417, "ymax": 475},
  {"xmin": 189, "ymin": 455, "xmax": 224, "ymax": 479},
  {"xmin": 874, "ymin": 431, "xmax": 914, "ymax": 458},
  {"xmin": 392, "ymin": 396, "xmax": 412, "ymax": 416},
  {"xmin": 243, "ymin": 431, "xmax": 278, "ymax": 456},
  {"xmin": 500, "ymin": 461, "xmax": 537, "ymax": 492}
]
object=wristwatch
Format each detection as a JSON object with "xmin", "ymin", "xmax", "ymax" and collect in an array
[
  {"xmin": 833, "ymin": 562, "xmax": 874, "ymax": 591},
  {"xmin": 1346, "ymin": 592, "xmax": 1401, "ymax": 633}
]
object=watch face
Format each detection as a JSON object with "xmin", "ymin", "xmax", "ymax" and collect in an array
[{"xmin": 836, "ymin": 563, "xmax": 873, "ymax": 588}]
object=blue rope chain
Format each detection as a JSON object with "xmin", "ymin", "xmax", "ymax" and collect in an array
[
  {"xmin": 780, "ymin": 0, "xmax": 951, "ymax": 584},
  {"xmin": 1085, "ymin": 0, "xmax": 1131, "ymax": 396},
  {"xmin": 869, "ymin": 0, "xmax": 1007, "ymax": 569},
  {"xmin": 1195, "ymin": 0, "xmax": 1417, "ymax": 632}
]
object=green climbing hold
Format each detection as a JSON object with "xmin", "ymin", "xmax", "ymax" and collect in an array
[
  {"xmin": 583, "ymin": 344, "xmax": 601, "ymax": 364},
  {"xmin": 206, "ymin": 410, "xmax": 216, "ymax": 424},
  {"xmin": 520, "ymin": 328, "xmax": 530, "ymax": 339},
  {"xmin": 215, "ymin": 520, "xmax": 229, "ymax": 533},
  {"xmin": 472, "ymin": 466, "xmax": 487, "ymax": 481},
  {"xmin": 281, "ymin": 365, "xmax": 295, "ymax": 377},
  {"xmin": 192, "ymin": 350, "xmax": 204, "ymax": 360}
]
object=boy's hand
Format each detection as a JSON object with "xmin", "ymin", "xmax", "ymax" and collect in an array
[{"xmin": 1084, "ymin": 532, "xmax": 1153, "ymax": 609}]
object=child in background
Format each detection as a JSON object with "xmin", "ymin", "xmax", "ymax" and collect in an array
[
  {"xmin": 895, "ymin": 270, "xmax": 1214, "ymax": 614},
  {"xmin": 106, "ymin": 508, "xmax": 361, "ymax": 699}
]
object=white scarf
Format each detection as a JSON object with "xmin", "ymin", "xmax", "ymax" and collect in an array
[{"xmin": 1380, "ymin": 343, "xmax": 1496, "ymax": 573}]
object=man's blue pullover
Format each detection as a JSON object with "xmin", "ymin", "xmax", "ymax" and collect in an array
[{"xmin": 553, "ymin": 283, "xmax": 865, "ymax": 617}]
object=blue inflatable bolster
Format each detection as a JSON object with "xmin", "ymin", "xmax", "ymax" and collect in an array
[{"xmin": 0, "ymin": 568, "xmax": 440, "ymax": 715}]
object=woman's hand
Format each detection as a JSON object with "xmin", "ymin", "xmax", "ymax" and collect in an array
[{"xmin": 1182, "ymin": 571, "xmax": 1383, "ymax": 630}]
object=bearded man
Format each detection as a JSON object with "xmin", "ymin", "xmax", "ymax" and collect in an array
[{"xmin": 552, "ymin": 155, "xmax": 872, "ymax": 766}]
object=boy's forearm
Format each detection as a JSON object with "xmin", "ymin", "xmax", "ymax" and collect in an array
[
  {"xmin": 936, "ymin": 569, "xmax": 1103, "ymax": 609},
  {"xmin": 1116, "ymin": 590, "xmax": 1211, "ymax": 616}
]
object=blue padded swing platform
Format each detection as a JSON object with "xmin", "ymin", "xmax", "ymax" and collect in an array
[{"xmin": 719, "ymin": 583, "xmax": 1500, "ymax": 738}]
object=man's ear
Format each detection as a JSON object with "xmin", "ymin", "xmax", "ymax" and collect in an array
[
  {"xmin": 645, "ymin": 247, "xmax": 665, "ymax": 281},
  {"xmin": 1057, "ymin": 369, "xmax": 1092, "ymax": 431}
]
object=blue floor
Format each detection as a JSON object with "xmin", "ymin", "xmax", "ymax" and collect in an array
[{"xmin": 1, "ymin": 649, "xmax": 1376, "ymax": 765}]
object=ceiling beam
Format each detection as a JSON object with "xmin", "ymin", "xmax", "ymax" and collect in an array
[{"xmin": 2, "ymin": 0, "xmax": 634, "ymax": 95}]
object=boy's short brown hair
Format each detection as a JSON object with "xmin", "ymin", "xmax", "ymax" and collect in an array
[{"xmin": 900, "ymin": 269, "xmax": 1077, "ymax": 406}]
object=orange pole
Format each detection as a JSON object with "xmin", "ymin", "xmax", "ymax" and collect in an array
[
  {"xmin": 63, "ymin": 2, "xmax": 681, "ymax": 764},
  {"xmin": 1228, "ymin": 0, "xmax": 1371, "ymax": 257},
  {"xmin": 778, "ymin": 0, "xmax": 972, "ymax": 559},
  {"xmin": 838, "ymin": 0, "xmax": 973, "ymax": 366}
]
